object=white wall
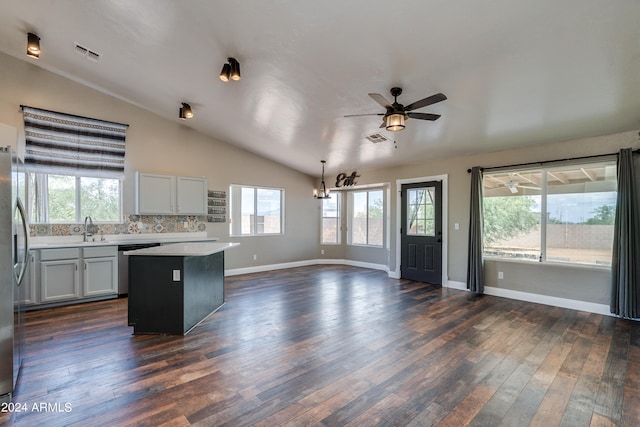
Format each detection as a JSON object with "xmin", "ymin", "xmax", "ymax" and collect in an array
[{"xmin": 0, "ymin": 51, "xmax": 318, "ymax": 270}]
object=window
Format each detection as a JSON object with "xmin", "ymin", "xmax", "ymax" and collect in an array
[
  {"xmin": 321, "ymin": 193, "xmax": 341, "ymax": 244},
  {"xmin": 230, "ymin": 185, "xmax": 284, "ymax": 236},
  {"xmin": 27, "ymin": 173, "xmax": 122, "ymax": 223},
  {"xmin": 350, "ymin": 189, "xmax": 384, "ymax": 246},
  {"xmin": 482, "ymin": 161, "xmax": 617, "ymax": 266}
]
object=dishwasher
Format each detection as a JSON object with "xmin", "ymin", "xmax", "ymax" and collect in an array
[{"xmin": 117, "ymin": 243, "xmax": 161, "ymax": 296}]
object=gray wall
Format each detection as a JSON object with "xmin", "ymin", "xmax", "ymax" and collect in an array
[{"xmin": 0, "ymin": 51, "xmax": 318, "ymax": 270}]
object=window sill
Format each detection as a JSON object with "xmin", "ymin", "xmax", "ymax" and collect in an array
[{"xmin": 484, "ymin": 256, "xmax": 611, "ymax": 272}]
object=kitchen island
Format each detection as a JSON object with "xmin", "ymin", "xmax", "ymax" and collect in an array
[{"xmin": 125, "ymin": 242, "xmax": 239, "ymax": 335}]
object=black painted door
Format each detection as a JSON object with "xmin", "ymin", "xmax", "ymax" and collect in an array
[{"xmin": 401, "ymin": 181, "xmax": 442, "ymax": 284}]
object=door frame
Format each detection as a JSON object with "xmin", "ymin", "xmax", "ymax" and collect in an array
[{"xmin": 393, "ymin": 174, "xmax": 448, "ymax": 285}]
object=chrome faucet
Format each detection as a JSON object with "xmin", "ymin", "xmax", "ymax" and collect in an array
[{"xmin": 83, "ymin": 215, "xmax": 95, "ymax": 242}]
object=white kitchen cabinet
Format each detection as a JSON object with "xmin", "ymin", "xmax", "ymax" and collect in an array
[
  {"xmin": 135, "ymin": 172, "xmax": 176, "ymax": 214},
  {"xmin": 177, "ymin": 176, "xmax": 208, "ymax": 214},
  {"xmin": 135, "ymin": 172, "xmax": 207, "ymax": 215},
  {"xmin": 83, "ymin": 246, "xmax": 117, "ymax": 297},
  {"xmin": 40, "ymin": 248, "xmax": 81, "ymax": 303},
  {"xmin": 32, "ymin": 246, "xmax": 117, "ymax": 308}
]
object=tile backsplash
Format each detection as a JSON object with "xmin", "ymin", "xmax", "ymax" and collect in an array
[{"xmin": 29, "ymin": 214, "xmax": 207, "ymax": 237}]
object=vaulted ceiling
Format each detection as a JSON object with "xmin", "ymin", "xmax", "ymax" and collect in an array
[{"xmin": 0, "ymin": 1, "xmax": 638, "ymax": 177}]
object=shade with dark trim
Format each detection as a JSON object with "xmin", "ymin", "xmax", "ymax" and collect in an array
[{"xmin": 22, "ymin": 106, "xmax": 127, "ymax": 178}]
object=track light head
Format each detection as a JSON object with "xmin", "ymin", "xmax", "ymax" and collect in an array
[
  {"xmin": 228, "ymin": 57, "xmax": 241, "ymax": 81},
  {"xmin": 27, "ymin": 32, "xmax": 40, "ymax": 59},
  {"xmin": 179, "ymin": 103, "xmax": 193, "ymax": 120},
  {"xmin": 219, "ymin": 57, "xmax": 241, "ymax": 82},
  {"xmin": 219, "ymin": 63, "xmax": 231, "ymax": 82}
]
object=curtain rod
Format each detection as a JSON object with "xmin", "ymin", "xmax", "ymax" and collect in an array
[
  {"xmin": 20, "ymin": 105, "xmax": 129, "ymax": 128},
  {"xmin": 466, "ymin": 149, "xmax": 640, "ymax": 173}
]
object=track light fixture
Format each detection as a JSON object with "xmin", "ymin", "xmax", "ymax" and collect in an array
[
  {"xmin": 313, "ymin": 160, "xmax": 331, "ymax": 199},
  {"xmin": 179, "ymin": 103, "xmax": 193, "ymax": 120},
  {"xmin": 27, "ymin": 32, "xmax": 41, "ymax": 59},
  {"xmin": 219, "ymin": 57, "xmax": 241, "ymax": 82}
]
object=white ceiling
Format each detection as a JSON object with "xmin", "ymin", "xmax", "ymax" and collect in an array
[{"xmin": 1, "ymin": 0, "xmax": 639, "ymax": 177}]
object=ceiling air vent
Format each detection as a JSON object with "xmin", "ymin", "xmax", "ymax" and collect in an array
[
  {"xmin": 74, "ymin": 43, "xmax": 100, "ymax": 62},
  {"xmin": 365, "ymin": 133, "xmax": 389, "ymax": 144}
]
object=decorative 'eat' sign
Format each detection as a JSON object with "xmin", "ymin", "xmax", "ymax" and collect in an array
[{"xmin": 335, "ymin": 171, "xmax": 360, "ymax": 187}]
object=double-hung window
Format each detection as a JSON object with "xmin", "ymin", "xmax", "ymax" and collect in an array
[
  {"xmin": 321, "ymin": 193, "xmax": 341, "ymax": 244},
  {"xmin": 229, "ymin": 185, "xmax": 284, "ymax": 236},
  {"xmin": 349, "ymin": 189, "xmax": 384, "ymax": 247},
  {"xmin": 482, "ymin": 161, "xmax": 617, "ymax": 266}
]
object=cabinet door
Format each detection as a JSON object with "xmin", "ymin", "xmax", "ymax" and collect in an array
[
  {"xmin": 83, "ymin": 257, "xmax": 117, "ymax": 297},
  {"xmin": 41, "ymin": 259, "xmax": 80, "ymax": 302},
  {"xmin": 135, "ymin": 172, "xmax": 176, "ymax": 214},
  {"xmin": 176, "ymin": 176, "xmax": 208, "ymax": 215}
]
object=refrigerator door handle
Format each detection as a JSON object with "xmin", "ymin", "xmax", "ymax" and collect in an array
[{"xmin": 14, "ymin": 198, "xmax": 29, "ymax": 286}]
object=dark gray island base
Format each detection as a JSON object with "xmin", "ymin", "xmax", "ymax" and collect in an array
[{"xmin": 125, "ymin": 242, "xmax": 239, "ymax": 335}]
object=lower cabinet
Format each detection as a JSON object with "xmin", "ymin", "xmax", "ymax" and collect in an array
[{"xmin": 30, "ymin": 246, "xmax": 118, "ymax": 308}]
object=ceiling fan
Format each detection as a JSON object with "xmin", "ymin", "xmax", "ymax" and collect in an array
[
  {"xmin": 344, "ymin": 87, "xmax": 447, "ymax": 132},
  {"xmin": 504, "ymin": 180, "xmax": 540, "ymax": 194}
]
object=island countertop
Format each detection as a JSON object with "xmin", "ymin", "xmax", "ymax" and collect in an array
[{"xmin": 123, "ymin": 241, "xmax": 239, "ymax": 257}]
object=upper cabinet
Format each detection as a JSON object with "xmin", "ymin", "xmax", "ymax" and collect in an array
[
  {"xmin": 135, "ymin": 172, "xmax": 208, "ymax": 215},
  {"xmin": 176, "ymin": 176, "xmax": 208, "ymax": 214}
]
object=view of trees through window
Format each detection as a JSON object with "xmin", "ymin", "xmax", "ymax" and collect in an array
[
  {"xmin": 351, "ymin": 190, "xmax": 383, "ymax": 246},
  {"xmin": 483, "ymin": 163, "xmax": 617, "ymax": 266},
  {"xmin": 29, "ymin": 173, "xmax": 121, "ymax": 223}
]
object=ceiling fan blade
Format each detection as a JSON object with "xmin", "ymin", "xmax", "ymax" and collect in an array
[
  {"xmin": 368, "ymin": 93, "xmax": 393, "ymax": 109},
  {"xmin": 379, "ymin": 121, "xmax": 385, "ymax": 128},
  {"xmin": 404, "ymin": 93, "xmax": 447, "ymax": 112},
  {"xmin": 407, "ymin": 112, "xmax": 441, "ymax": 121},
  {"xmin": 344, "ymin": 113, "xmax": 385, "ymax": 117}
]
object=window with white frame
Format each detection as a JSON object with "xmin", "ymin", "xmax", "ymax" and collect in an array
[
  {"xmin": 321, "ymin": 193, "xmax": 341, "ymax": 244},
  {"xmin": 349, "ymin": 189, "xmax": 384, "ymax": 246},
  {"xmin": 229, "ymin": 185, "xmax": 284, "ymax": 236},
  {"xmin": 27, "ymin": 173, "xmax": 122, "ymax": 223},
  {"xmin": 482, "ymin": 161, "xmax": 617, "ymax": 266}
]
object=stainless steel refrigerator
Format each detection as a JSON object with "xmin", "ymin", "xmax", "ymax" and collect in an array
[{"xmin": 0, "ymin": 146, "xmax": 29, "ymax": 404}]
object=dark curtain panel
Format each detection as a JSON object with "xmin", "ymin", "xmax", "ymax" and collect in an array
[
  {"xmin": 610, "ymin": 148, "xmax": 640, "ymax": 318},
  {"xmin": 467, "ymin": 166, "xmax": 485, "ymax": 294}
]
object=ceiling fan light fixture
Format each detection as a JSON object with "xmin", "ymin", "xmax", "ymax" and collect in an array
[
  {"xmin": 27, "ymin": 32, "xmax": 40, "ymax": 59},
  {"xmin": 385, "ymin": 113, "xmax": 406, "ymax": 132},
  {"xmin": 179, "ymin": 102, "xmax": 193, "ymax": 120},
  {"xmin": 219, "ymin": 63, "xmax": 231, "ymax": 82}
]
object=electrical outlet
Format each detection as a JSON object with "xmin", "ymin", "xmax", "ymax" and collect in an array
[
  {"xmin": 498, "ymin": 271, "xmax": 504, "ymax": 280},
  {"xmin": 454, "ymin": 223, "xmax": 460, "ymax": 230},
  {"xmin": 183, "ymin": 221, "xmax": 189, "ymax": 228},
  {"xmin": 321, "ymin": 249, "xmax": 325, "ymax": 255},
  {"xmin": 173, "ymin": 270, "xmax": 181, "ymax": 281},
  {"xmin": 253, "ymin": 254, "xmax": 257, "ymax": 261}
]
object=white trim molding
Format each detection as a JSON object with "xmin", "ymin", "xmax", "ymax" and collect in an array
[
  {"xmin": 226, "ymin": 259, "xmax": 389, "ymax": 277},
  {"xmin": 395, "ymin": 174, "xmax": 449, "ymax": 285}
]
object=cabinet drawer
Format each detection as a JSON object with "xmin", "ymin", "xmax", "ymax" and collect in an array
[
  {"xmin": 83, "ymin": 246, "xmax": 117, "ymax": 258},
  {"xmin": 40, "ymin": 248, "xmax": 80, "ymax": 261}
]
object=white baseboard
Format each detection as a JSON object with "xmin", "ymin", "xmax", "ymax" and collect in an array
[
  {"xmin": 483, "ymin": 286, "xmax": 613, "ymax": 316},
  {"xmin": 445, "ymin": 280, "xmax": 467, "ymax": 290}
]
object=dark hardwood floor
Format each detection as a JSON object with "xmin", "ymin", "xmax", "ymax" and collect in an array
[{"xmin": 1, "ymin": 265, "xmax": 639, "ymax": 426}]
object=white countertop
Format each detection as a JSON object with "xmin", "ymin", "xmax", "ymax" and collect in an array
[
  {"xmin": 30, "ymin": 232, "xmax": 218, "ymax": 249},
  {"xmin": 123, "ymin": 242, "xmax": 240, "ymax": 257}
]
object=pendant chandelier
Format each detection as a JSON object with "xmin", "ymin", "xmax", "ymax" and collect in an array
[{"xmin": 313, "ymin": 160, "xmax": 331, "ymax": 199}]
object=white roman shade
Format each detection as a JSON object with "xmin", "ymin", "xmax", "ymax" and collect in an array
[{"xmin": 21, "ymin": 106, "xmax": 128, "ymax": 178}]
